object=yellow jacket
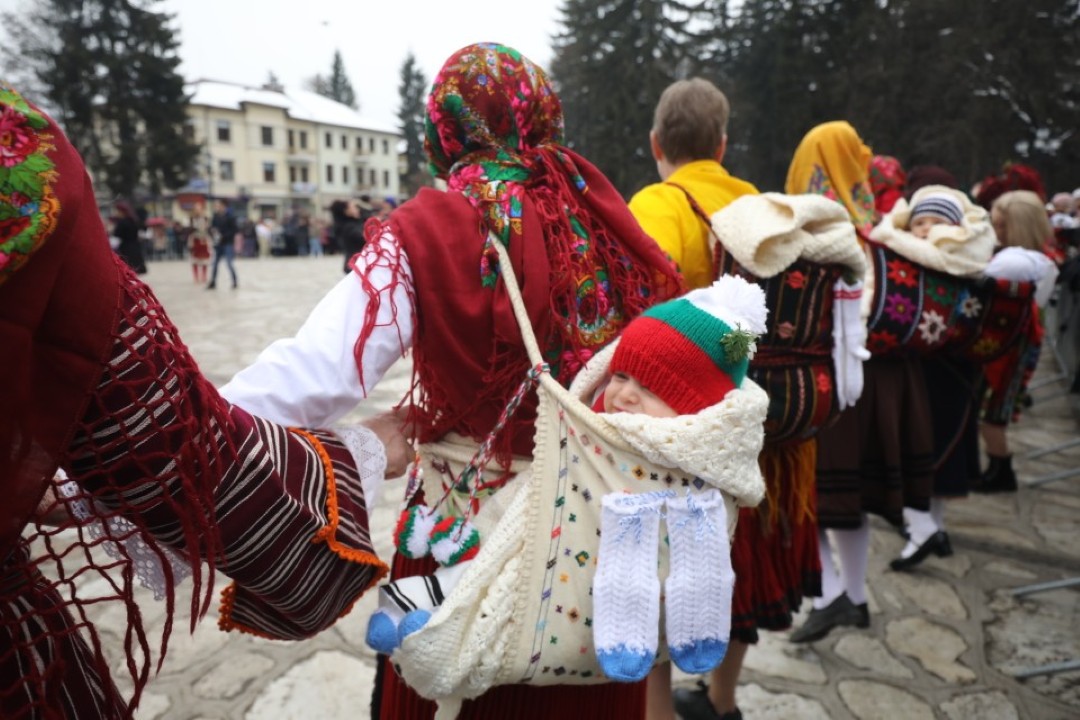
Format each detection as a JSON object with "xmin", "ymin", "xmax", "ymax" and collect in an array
[{"xmin": 629, "ymin": 160, "xmax": 758, "ymax": 289}]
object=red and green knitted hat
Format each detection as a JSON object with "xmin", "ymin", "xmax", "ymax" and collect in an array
[{"xmin": 610, "ymin": 275, "xmax": 767, "ymax": 415}]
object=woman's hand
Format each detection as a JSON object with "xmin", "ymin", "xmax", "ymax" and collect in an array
[{"xmin": 361, "ymin": 409, "xmax": 413, "ymax": 478}]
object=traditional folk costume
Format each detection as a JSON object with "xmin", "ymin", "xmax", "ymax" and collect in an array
[
  {"xmin": 0, "ymin": 87, "xmax": 388, "ymax": 719},
  {"xmin": 631, "ymin": 158, "xmax": 863, "ymax": 643},
  {"xmin": 866, "ymin": 186, "xmax": 997, "ymax": 560},
  {"xmin": 785, "ymin": 121, "xmax": 934, "ymax": 533},
  {"xmin": 222, "ymin": 44, "xmax": 683, "ymax": 719}
]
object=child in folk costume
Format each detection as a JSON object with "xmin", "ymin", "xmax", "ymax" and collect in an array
[
  {"xmin": 866, "ymin": 184, "xmax": 997, "ymax": 569},
  {"xmin": 625, "ymin": 77, "xmax": 833, "ymax": 720},
  {"xmin": 976, "ymin": 190, "xmax": 1059, "ymax": 492},
  {"xmin": 188, "ymin": 207, "xmax": 212, "ymax": 283}
]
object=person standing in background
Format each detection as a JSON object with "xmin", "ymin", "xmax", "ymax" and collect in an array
[{"xmin": 207, "ymin": 198, "xmax": 238, "ymax": 289}]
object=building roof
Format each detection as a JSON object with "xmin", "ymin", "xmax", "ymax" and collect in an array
[{"xmin": 187, "ymin": 79, "xmax": 400, "ymax": 136}]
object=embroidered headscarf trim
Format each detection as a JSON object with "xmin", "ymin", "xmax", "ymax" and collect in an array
[{"xmin": 0, "ymin": 85, "xmax": 60, "ymax": 284}]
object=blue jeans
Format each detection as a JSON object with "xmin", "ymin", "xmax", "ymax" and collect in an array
[{"xmin": 209, "ymin": 242, "xmax": 237, "ymax": 287}]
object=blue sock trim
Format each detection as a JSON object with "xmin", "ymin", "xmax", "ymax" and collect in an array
[
  {"xmin": 365, "ymin": 611, "xmax": 401, "ymax": 655},
  {"xmin": 397, "ymin": 609, "xmax": 432, "ymax": 644},
  {"xmin": 669, "ymin": 638, "xmax": 729, "ymax": 674},
  {"xmin": 596, "ymin": 645, "xmax": 656, "ymax": 683}
]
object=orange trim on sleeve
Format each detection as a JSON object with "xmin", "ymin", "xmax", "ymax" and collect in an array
[{"xmin": 290, "ymin": 427, "xmax": 389, "ymax": 588}]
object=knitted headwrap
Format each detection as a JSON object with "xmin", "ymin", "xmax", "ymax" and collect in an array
[
  {"xmin": 974, "ymin": 163, "xmax": 1047, "ymax": 211},
  {"xmin": 910, "ymin": 191, "xmax": 964, "ymax": 226},
  {"xmin": 610, "ymin": 276, "xmax": 768, "ymax": 416},
  {"xmin": 785, "ymin": 121, "xmax": 875, "ymax": 240}
]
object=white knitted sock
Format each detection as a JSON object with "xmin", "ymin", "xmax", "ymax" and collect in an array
[
  {"xmin": 594, "ymin": 490, "xmax": 671, "ymax": 682},
  {"xmin": 814, "ymin": 529, "xmax": 843, "ymax": 610},
  {"xmin": 835, "ymin": 520, "xmax": 870, "ymax": 606},
  {"xmin": 665, "ymin": 489, "xmax": 732, "ymax": 674}
]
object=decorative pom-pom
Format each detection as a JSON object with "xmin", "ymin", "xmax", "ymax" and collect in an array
[
  {"xmin": 394, "ymin": 505, "xmax": 440, "ymax": 559},
  {"xmin": 686, "ymin": 275, "xmax": 769, "ymax": 336},
  {"xmin": 429, "ymin": 516, "xmax": 480, "ymax": 567}
]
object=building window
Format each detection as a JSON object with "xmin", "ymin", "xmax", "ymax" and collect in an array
[
  {"xmin": 289, "ymin": 166, "xmax": 297, "ymax": 183},
  {"xmin": 300, "ymin": 166, "xmax": 309, "ymax": 182},
  {"xmin": 383, "ymin": 169, "xmax": 391, "ymax": 187},
  {"xmin": 369, "ymin": 168, "xmax": 377, "ymax": 187},
  {"xmin": 182, "ymin": 122, "xmax": 194, "ymax": 141},
  {"xmin": 263, "ymin": 162, "xmax": 276, "ymax": 183},
  {"xmin": 300, "ymin": 131, "xmax": 308, "ymax": 149},
  {"xmin": 261, "ymin": 126, "xmax": 273, "ymax": 146},
  {"xmin": 369, "ymin": 137, "xmax": 375, "ymax": 153},
  {"xmin": 356, "ymin": 136, "xmax": 363, "ymax": 151},
  {"xmin": 342, "ymin": 166, "xmax": 349, "ymax": 185},
  {"xmin": 216, "ymin": 120, "xmax": 231, "ymax": 143},
  {"xmin": 325, "ymin": 132, "xmax": 332, "ymax": 148},
  {"xmin": 218, "ymin": 159, "xmax": 234, "ymax": 181},
  {"xmin": 382, "ymin": 139, "xmax": 389, "ymax": 155},
  {"xmin": 341, "ymin": 134, "xmax": 347, "ymax": 150},
  {"xmin": 326, "ymin": 165, "xmax": 334, "ymax": 183},
  {"xmin": 288, "ymin": 129, "xmax": 295, "ymax": 148}
]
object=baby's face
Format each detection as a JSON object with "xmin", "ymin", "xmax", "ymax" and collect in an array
[
  {"xmin": 909, "ymin": 215, "xmax": 951, "ymax": 239},
  {"xmin": 603, "ymin": 372, "xmax": 679, "ymax": 417}
]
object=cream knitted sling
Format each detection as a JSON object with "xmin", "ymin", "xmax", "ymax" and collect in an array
[{"xmin": 391, "ymin": 237, "xmax": 766, "ymax": 717}]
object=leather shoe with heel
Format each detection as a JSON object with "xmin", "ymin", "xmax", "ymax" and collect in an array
[
  {"xmin": 889, "ymin": 530, "xmax": 952, "ymax": 571},
  {"xmin": 672, "ymin": 682, "xmax": 742, "ymax": 720},
  {"xmin": 790, "ymin": 593, "xmax": 867, "ymax": 644}
]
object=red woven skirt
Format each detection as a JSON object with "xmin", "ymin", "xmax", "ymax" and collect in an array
[{"xmin": 729, "ymin": 439, "xmax": 821, "ymax": 644}]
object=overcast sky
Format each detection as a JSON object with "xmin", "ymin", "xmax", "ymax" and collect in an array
[
  {"xmin": 0, "ymin": 0, "xmax": 563, "ymax": 129},
  {"xmin": 162, "ymin": 0, "xmax": 563, "ymax": 129}
]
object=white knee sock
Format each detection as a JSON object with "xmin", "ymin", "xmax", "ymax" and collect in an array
[
  {"xmin": 834, "ymin": 519, "xmax": 869, "ymax": 606},
  {"xmin": 594, "ymin": 490, "xmax": 671, "ymax": 682},
  {"xmin": 814, "ymin": 529, "xmax": 844, "ymax": 610},
  {"xmin": 665, "ymin": 490, "xmax": 732, "ymax": 674}
]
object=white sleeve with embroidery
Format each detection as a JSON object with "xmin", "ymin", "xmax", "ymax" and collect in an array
[{"xmin": 220, "ymin": 229, "xmax": 415, "ymax": 427}]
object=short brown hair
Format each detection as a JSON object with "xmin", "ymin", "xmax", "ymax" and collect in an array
[{"xmin": 652, "ymin": 78, "xmax": 730, "ymax": 164}]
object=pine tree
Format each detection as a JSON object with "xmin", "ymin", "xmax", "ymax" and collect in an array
[
  {"xmin": 552, "ymin": 0, "xmax": 714, "ymax": 196},
  {"xmin": 397, "ymin": 52, "xmax": 430, "ymax": 197},
  {"xmin": 322, "ymin": 49, "xmax": 358, "ymax": 109},
  {"xmin": 1, "ymin": 0, "xmax": 199, "ymax": 200}
]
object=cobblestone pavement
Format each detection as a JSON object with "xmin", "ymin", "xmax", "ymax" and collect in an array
[{"xmin": 110, "ymin": 256, "xmax": 1080, "ymax": 719}]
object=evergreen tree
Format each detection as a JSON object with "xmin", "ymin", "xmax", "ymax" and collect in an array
[
  {"xmin": 1, "ymin": 0, "xmax": 199, "ymax": 200},
  {"xmin": 551, "ymin": 0, "xmax": 714, "ymax": 196},
  {"xmin": 397, "ymin": 52, "xmax": 430, "ymax": 197},
  {"xmin": 319, "ymin": 49, "xmax": 358, "ymax": 109}
]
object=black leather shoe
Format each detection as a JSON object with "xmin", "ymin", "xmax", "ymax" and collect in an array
[
  {"xmin": 889, "ymin": 530, "xmax": 952, "ymax": 571},
  {"xmin": 790, "ymin": 593, "xmax": 864, "ymax": 643},
  {"xmin": 672, "ymin": 683, "xmax": 741, "ymax": 720}
]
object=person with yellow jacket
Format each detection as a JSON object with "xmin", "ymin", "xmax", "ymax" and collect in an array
[{"xmin": 629, "ymin": 78, "xmax": 795, "ymax": 720}]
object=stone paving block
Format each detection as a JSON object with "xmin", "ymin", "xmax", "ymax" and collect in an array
[
  {"xmin": 736, "ymin": 683, "xmax": 831, "ymax": 719},
  {"xmin": 885, "ymin": 617, "xmax": 976, "ymax": 684},
  {"xmin": 837, "ymin": 679, "xmax": 934, "ymax": 720},
  {"xmin": 834, "ymin": 635, "xmax": 914, "ymax": 679},
  {"xmin": 940, "ymin": 690, "xmax": 1020, "ymax": 720},
  {"xmin": 245, "ymin": 650, "xmax": 374, "ymax": 720},
  {"xmin": 193, "ymin": 651, "xmax": 276, "ymax": 700},
  {"xmin": 741, "ymin": 629, "xmax": 828, "ymax": 684},
  {"xmin": 885, "ymin": 572, "xmax": 968, "ymax": 619}
]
